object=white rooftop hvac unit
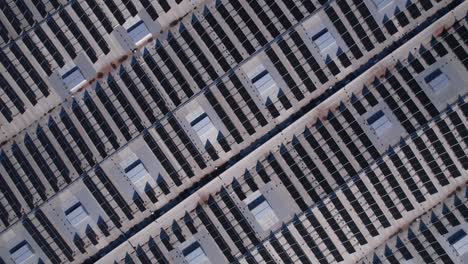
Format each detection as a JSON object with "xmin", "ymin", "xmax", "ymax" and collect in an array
[
  {"xmin": 245, "ymin": 191, "xmax": 279, "ymax": 231},
  {"xmin": 62, "ymin": 67, "xmax": 86, "ymax": 91},
  {"xmin": 312, "ymin": 28, "xmax": 338, "ymax": 59},
  {"xmin": 65, "ymin": 202, "xmax": 89, "ymax": 226},
  {"xmin": 425, "ymin": 69, "xmax": 450, "ymax": 93},
  {"xmin": 125, "ymin": 160, "xmax": 150, "ymax": 184},
  {"xmin": 372, "ymin": 0, "xmax": 393, "ymax": 10},
  {"xmin": 127, "ymin": 20, "xmax": 152, "ymax": 44},
  {"xmin": 448, "ymin": 229, "xmax": 468, "ymax": 256},
  {"xmin": 183, "ymin": 243, "xmax": 211, "ymax": 264},
  {"xmin": 10, "ymin": 241, "xmax": 34, "ymax": 264},
  {"xmin": 367, "ymin": 110, "xmax": 392, "ymax": 136},
  {"xmin": 248, "ymin": 64, "xmax": 279, "ymax": 103},
  {"xmin": 186, "ymin": 106, "xmax": 218, "ymax": 144}
]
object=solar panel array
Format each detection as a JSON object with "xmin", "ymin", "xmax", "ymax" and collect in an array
[{"xmin": 0, "ymin": 0, "xmax": 466, "ymax": 263}]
